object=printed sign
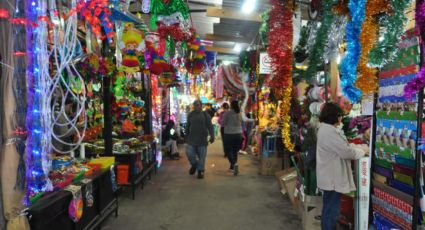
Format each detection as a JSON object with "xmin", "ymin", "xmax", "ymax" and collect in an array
[
  {"xmin": 259, "ymin": 52, "xmax": 272, "ymax": 74},
  {"xmin": 356, "ymin": 157, "xmax": 371, "ymax": 230}
]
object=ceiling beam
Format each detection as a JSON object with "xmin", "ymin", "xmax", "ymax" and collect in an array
[
  {"xmin": 205, "ymin": 46, "xmax": 239, "ymax": 55},
  {"xmin": 203, "ymin": 33, "xmax": 250, "ymax": 44},
  {"xmin": 206, "ymin": 7, "xmax": 262, "ymax": 22}
]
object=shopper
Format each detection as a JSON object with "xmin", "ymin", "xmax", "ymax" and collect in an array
[
  {"xmin": 162, "ymin": 120, "xmax": 179, "ymax": 160},
  {"xmin": 217, "ymin": 102, "xmax": 229, "ymax": 157},
  {"xmin": 222, "ymin": 100, "xmax": 243, "ymax": 176},
  {"xmin": 211, "ymin": 112, "xmax": 220, "ymax": 139},
  {"xmin": 186, "ymin": 100, "xmax": 215, "ymax": 179},
  {"xmin": 203, "ymin": 103, "xmax": 214, "ymax": 118},
  {"xmin": 316, "ymin": 102, "xmax": 368, "ymax": 230}
]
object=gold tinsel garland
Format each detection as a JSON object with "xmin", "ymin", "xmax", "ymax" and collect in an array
[
  {"xmin": 355, "ymin": 0, "xmax": 389, "ymax": 93},
  {"xmin": 276, "ymin": 78, "xmax": 295, "ymax": 152}
]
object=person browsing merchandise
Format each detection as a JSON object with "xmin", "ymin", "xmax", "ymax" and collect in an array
[{"xmin": 316, "ymin": 102, "xmax": 369, "ymax": 230}]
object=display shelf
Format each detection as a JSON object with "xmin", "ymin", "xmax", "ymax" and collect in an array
[
  {"xmin": 371, "ymin": 29, "xmax": 421, "ymax": 229},
  {"xmin": 112, "ymin": 142, "xmax": 157, "ymax": 200}
]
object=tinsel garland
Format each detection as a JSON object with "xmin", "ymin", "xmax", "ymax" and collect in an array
[
  {"xmin": 303, "ymin": 0, "xmax": 336, "ymax": 81},
  {"xmin": 267, "ymin": 0, "xmax": 293, "ymax": 88},
  {"xmin": 403, "ymin": 0, "xmax": 425, "ymax": 99},
  {"xmin": 367, "ymin": 0, "xmax": 411, "ymax": 68},
  {"xmin": 355, "ymin": 0, "xmax": 389, "ymax": 94},
  {"xmin": 324, "ymin": 15, "xmax": 347, "ymax": 61},
  {"xmin": 340, "ymin": 0, "xmax": 366, "ymax": 103},
  {"xmin": 266, "ymin": 0, "xmax": 294, "ymax": 151},
  {"xmin": 259, "ymin": 9, "xmax": 270, "ymax": 46},
  {"xmin": 279, "ymin": 82, "xmax": 295, "ymax": 151}
]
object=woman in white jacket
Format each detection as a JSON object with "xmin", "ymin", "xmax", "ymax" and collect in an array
[{"xmin": 316, "ymin": 102, "xmax": 368, "ymax": 230}]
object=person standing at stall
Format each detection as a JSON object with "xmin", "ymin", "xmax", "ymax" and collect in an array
[
  {"xmin": 316, "ymin": 102, "xmax": 369, "ymax": 230},
  {"xmin": 185, "ymin": 100, "xmax": 215, "ymax": 179},
  {"xmin": 222, "ymin": 100, "xmax": 243, "ymax": 176}
]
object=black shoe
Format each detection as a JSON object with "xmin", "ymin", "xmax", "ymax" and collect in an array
[
  {"xmin": 197, "ymin": 171, "xmax": 204, "ymax": 179},
  {"xmin": 233, "ymin": 165, "xmax": 239, "ymax": 176},
  {"xmin": 189, "ymin": 165, "xmax": 197, "ymax": 175}
]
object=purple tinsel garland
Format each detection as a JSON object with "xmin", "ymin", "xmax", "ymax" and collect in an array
[{"xmin": 403, "ymin": 0, "xmax": 425, "ymax": 99}]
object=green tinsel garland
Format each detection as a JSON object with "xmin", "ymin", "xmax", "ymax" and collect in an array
[
  {"xmin": 303, "ymin": 0, "xmax": 336, "ymax": 81},
  {"xmin": 367, "ymin": 0, "xmax": 411, "ymax": 68},
  {"xmin": 259, "ymin": 9, "xmax": 270, "ymax": 46}
]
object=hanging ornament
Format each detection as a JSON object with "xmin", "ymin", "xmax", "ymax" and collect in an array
[
  {"xmin": 120, "ymin": 23, "xmax": 145, "ymax": 73},
  {"xmin": 142, "ymin": 0, "xmax": 151, "ymax": 13}
]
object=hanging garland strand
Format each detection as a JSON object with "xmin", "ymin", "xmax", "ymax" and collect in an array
[
  {"xmin": 367, "ymin": 0, "xmax": 411, "ymax": 68},
  {"xmin": 267, "ymin": 0, "xmax": 293, "ymax": 88},
  {"xmin": 266, "ymin": 0, "xmax": 294, "ymax": 151},
  {"xmin": 404, "ymin": 0, "xmax": 425, "ymax": 99},
  {"xmin": 340, "ymin": 0, "xmax": 367, "ymax": 103},
  {"xmin": 355, "ymin": 0, "xmax": 389, "ymax": 94},
  {"xmin": 303, "ymin": 0, "xmax": 336, "ymax": 82}
]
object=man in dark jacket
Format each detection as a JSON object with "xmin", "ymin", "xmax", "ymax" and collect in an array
[{"xmin": 186, "ymin": 100, "xmax": 215, "ymax": 179}]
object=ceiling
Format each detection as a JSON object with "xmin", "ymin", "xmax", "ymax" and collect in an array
[{"xmin": 129, "ymin": 0, "xmax": 312, "ymax": 61}]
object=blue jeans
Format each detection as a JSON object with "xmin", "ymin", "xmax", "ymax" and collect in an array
[
  {"xmin": 186, "ymin": 145, "xmax": 207, "ymax": 171},
  {"xmin": 321, "ymin": 190, "xmax": 341, "ymax": 230}
]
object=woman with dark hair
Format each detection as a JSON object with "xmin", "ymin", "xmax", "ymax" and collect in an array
[
  {"xmin": 316, "ymin": 102, "xmax": 368, "ymax": 230},
  {"xmin": 222, "ymin": 100, "xmax": 243, "ymax": 175},
  {"xmin": 162, "ymin": 120, "xmax": 179, "ymax": 159},
  {"xmin": 218, "ymin": 102, "xmax": 230, "ymax": 157}
]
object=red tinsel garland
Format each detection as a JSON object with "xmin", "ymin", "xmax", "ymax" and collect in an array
[{"xmin": 267, "ymin": 0, "xmax": 293, "ymax": 87}]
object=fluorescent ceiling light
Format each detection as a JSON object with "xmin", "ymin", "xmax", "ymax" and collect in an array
[
  {"xmin": 233, "ymin": 43, "xmax": 242, "ymax": 53},
  {"xmin": 242, "ymin": 0, "xmax": 256, "ymax": 14}
]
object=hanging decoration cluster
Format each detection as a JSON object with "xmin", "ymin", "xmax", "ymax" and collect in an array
[
  {"xmin": 340, "ymin": 0, "xmax": 367, "ymax": 103},
  {"xmin": 354, "ymin": 0, "xmax": 389, "ymax": 94},
  {"xmin": 303, "ymin": 0, "xmax": 336, "ymax": 82},
  {"xmin": 76, "ymin": 0, "xmax": 115, "ymax": 41},
  {"xmin": 266, "ymin": 0, "xmax": 294, "ymax": 151},
  {"xmin": 403, "ymin": 0, "xmax": 425, "ymax": 99},
  {"xmin": 367, "ymin": 0, "xmax": 411, "ymax": 67}
]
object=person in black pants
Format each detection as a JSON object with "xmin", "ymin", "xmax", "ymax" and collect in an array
[
  {"xmin": 222, "ymin": 101, "xmax": 243, "ymax": 175},
  {"xmin": 218, "ymin": 102, "xmax": 229, "ymax": 157}
]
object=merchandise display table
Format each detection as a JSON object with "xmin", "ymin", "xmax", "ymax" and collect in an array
[{"xmin": 26, "ymin": 168, "xmax": 118, "ymax": 230}]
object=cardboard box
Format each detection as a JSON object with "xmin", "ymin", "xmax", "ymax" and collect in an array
[
  {"xmin": 275, "ymin": 168, "xmax": 297, "ymax": 203},
  {"xmin": 300, "ymin": 195, "xmax": 322, "ymax": 230},
  {"xmin": 259, "ymin": 156, "xmax": 282, "ymax": 176}
]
